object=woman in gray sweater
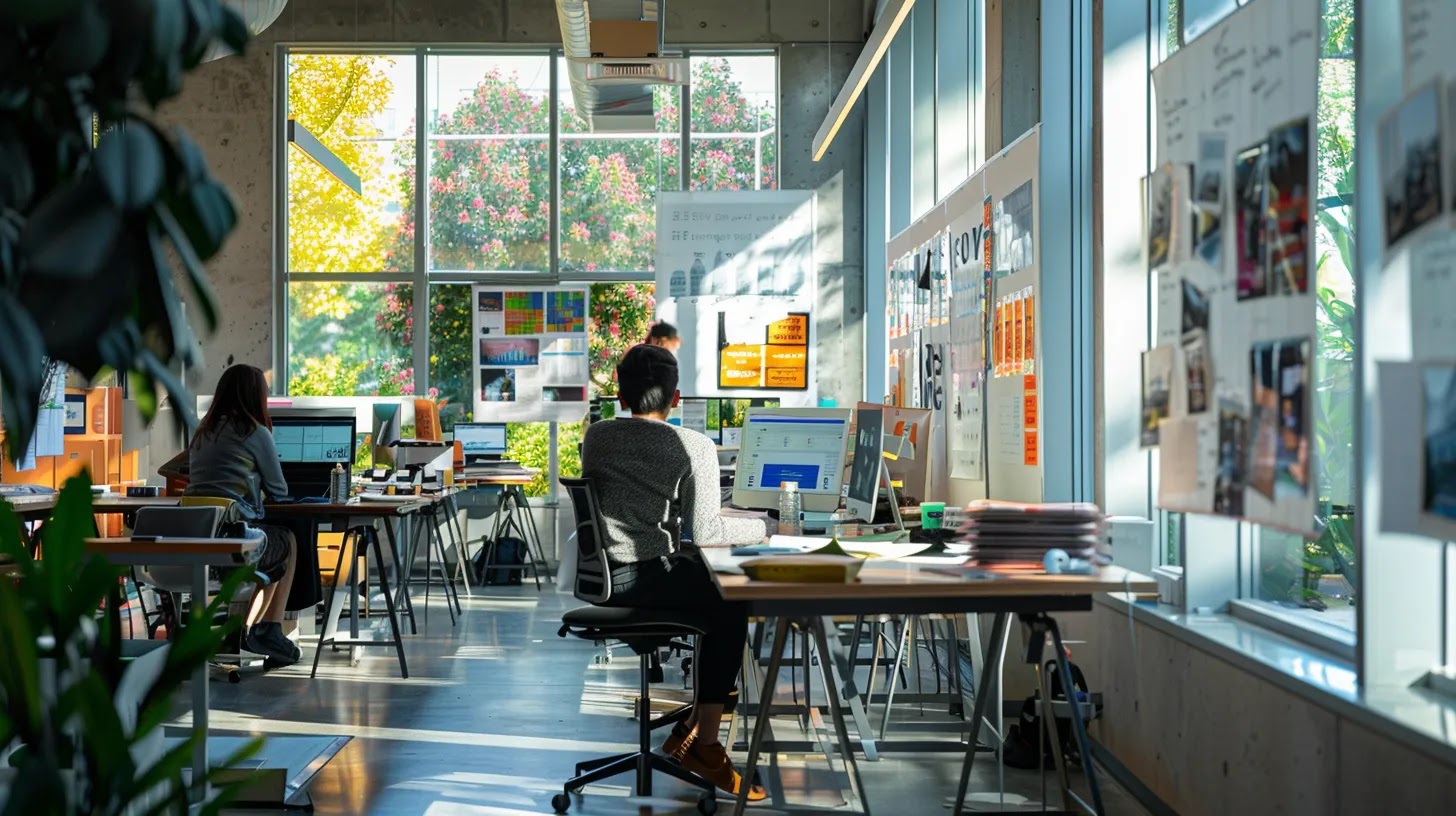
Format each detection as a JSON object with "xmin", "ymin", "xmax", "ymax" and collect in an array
[
  {"xmin": 185, "ymin": 364, "xmax": 301, "ymax": 666},
  {"xmin": 582, "ymin": 344, "xmax": 766, "ymax": 801}
]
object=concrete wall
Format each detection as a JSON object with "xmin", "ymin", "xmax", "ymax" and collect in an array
[
  {"xmin": 159, "ymin": 0, "xmax": 867, "ymax": 395},
  {"xmin": 1087, "ymin": 604, "xmax": 1456, "ymax": 816}
]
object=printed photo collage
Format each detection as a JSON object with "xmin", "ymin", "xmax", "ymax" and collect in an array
[
  {"xmin": 1376, "ymin": 77, "xmax": 1456, "ymax": 256},
  {"xmin": 1141, "ymin": 117, "xmax": 1315, "ymax": 523},
  {"xmin": 475, "ymin": 288, "xmax": 589, "ymax": 405}
]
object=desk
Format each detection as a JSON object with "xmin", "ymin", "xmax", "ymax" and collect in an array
[
  {"xmin": 456, "ymin": 468, "xmax": 551, "ymax": 588},
  {"xmin": 703, "ymin": 552, "xmax": 1155, "ymax": 816},
  {"xmin": 84, "ymin": 535, "xmax": 260, "ymax": 796},
  {"xmin": 267, "ymin": 499, "xmax": 428, "ymax": 678}
]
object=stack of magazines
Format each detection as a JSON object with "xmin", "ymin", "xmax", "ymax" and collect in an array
[{"xmin": 953, "ymin": 500, "xmax": 1104, "ymax": 570}]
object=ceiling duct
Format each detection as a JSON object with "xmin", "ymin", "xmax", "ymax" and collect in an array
[{"xmin": 555, "ymin": 0, "xmax": 687, "ymax": 133}]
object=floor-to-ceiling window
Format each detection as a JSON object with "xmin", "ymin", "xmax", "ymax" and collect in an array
[{"xmin": 281, "ymin": 48, "xmax": 778, "ymax": 493}]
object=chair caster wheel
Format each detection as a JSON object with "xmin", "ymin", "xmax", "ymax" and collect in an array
[
  {"xmin": 551, "ymin": 792, "xmax": 571, "ymax": 812},
  {"xmin": 697, "ymin": 792, "xmax": 717, "ymax": 814},
  {"xmin": 227, "ymin": 670, "xmax": 241, "ymax": 684}
]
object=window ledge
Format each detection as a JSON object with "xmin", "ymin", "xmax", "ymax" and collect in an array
[{"xmin": 1096, "ymin": 593, "xmax": 1456, "ymax": 770}]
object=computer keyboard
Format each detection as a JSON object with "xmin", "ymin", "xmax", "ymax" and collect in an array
[{"xmin": 0, "ymin": 484, "xmax": 57, "ymax": 497}]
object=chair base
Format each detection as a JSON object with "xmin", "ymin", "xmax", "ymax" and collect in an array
[{"xmin": 555, "ymin": 752, "xmax": 717, "ymax": 814}]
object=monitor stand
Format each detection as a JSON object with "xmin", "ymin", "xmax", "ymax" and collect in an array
[{"xmin": 880, "ymin": 458, "xmax": 904, "ymax": 531}]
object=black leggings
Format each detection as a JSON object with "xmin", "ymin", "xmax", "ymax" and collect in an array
[{"xmin": 602, "ymin": 549, "xmax": 747, "ymax": 705}]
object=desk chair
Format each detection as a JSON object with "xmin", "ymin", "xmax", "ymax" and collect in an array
[
  {"xmin": 131, "ymin": 501, "xmax": 268, "ymax": 681},
  {"xmin": 553, "ymin": 477, "xmax": 717, "ymax": 815}
]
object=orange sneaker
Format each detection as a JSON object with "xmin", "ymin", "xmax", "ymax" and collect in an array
[{"xmin": 679, "ymin": 739, "xmax": 767, "ymax": 802}]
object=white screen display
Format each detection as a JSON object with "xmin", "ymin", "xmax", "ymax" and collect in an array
[
  {"xmin": 272, "ymin": 421, "xmax": 354, "ymax": 463},
  {"xmin": 738, "ymin": 414, "xmax": 849, "ymax": 495},
  {"xmin": 456, "ymin": 424, "xmax": 508, "ymax": 454}
]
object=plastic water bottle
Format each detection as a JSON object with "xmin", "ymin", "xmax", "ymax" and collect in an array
[
  {"xmin": 331, "ymin": 463, "xmax": 348, "ymax": 503},
  {"xmin": 778, "ymin": 481, "xmax": 803, "ymax": 536}
]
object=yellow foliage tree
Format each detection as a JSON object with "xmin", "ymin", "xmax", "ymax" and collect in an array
[{"xmin": 286, "ymin": 55, "xmax": 395, "ymax": 319}]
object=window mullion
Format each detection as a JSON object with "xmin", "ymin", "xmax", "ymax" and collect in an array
[{"xmin": 412, "ymin": 47, "xmax": 430, "ymax": 396}]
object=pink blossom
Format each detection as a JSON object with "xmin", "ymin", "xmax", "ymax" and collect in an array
[
  {"xmin": 402, "ymin": 383, "xmax": 415, "ymax": 395},
  {"xmin": 428, "ymin": 387, "xmax": 439, "ymax": 398},
  {"xmin": 436, "ymin": 304, "xmax": 445, "ymax": 313},
  {"xmin": 471, "ymin": 196, "xmax": 485, "ymax": 210},
  {"xmin": 624, "ymin": 284, "xmax": 637, "ymax": 299},
  {"xmin": 458, "ymin": 211, "xmax": 470, "ymax": 224},
  {"xmin": 608, "ymin": 324, "xmax": 620, "ymax": 337}
]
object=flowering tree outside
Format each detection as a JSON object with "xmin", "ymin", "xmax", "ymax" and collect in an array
[{"xmin": 288, "ymin": 55, "xmax": 776, "ymax": 491}]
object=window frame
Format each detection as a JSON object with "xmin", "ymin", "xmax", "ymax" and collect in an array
[{"xmin": 276, "ymin": 45, "xmax": 779, "ymax": 395}]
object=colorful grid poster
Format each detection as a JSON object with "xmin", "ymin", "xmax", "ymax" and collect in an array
[
  {"xmin": 474, "ymin": 285, "xmax": 590, "ymax": 422},
  {"xmin": 546, "ymin": 290, "xmax": 586, "ymax": 333},
  {"xmin": 504, "ymin": 291, "xmax": 544, "ymax": 335}
]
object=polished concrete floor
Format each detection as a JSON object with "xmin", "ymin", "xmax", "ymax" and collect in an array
[{"xmin": 205, "ymin": 583, "xmax": 1152, "ymax": 815}]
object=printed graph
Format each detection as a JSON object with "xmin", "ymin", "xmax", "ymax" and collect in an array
[{"xmin": 504, "ymin": 291, "xmax": 544, "ymax": 335}]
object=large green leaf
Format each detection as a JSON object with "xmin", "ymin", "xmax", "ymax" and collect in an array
[
  {"xmin": 19, "ymin": 176, "xmax": 123, "ymax": 279},
  {"xmin": 0, "ymin": 291, "xmax": 46, "ymax": 461},
  {"xmin": 155, "ymin": 199, "xmax": 218, "ymax": 332},
  {"xmin": 95, "ymin": 123, "xmax": 165, "ymax": 211},
  {"xmin": 43, "ymin": 0, "xmax": 110, "ymax": 75}
]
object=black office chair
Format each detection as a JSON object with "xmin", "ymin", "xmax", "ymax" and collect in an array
[{"xmin": 553, "ymin": 477, "xmax": 717, "ymax": 815}]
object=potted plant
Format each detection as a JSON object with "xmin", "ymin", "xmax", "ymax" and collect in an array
[
  {"xmin": 0, "ymin": 475, "xmax": 260, "ymax": 814},
  {"xmin": 0, "ymin": 0, "xmax": 251, "ymax": 460}
]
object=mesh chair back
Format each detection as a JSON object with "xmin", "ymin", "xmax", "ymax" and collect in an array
[
  {"xmin": 559, "ymin": 477, "xmax": 612, "ymax": 604},
  {"xmin": 132, "ymin": 506, "xmax": 224, "ymax": 593}
]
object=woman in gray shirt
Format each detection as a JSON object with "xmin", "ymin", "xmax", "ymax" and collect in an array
[
  {"xmin": 185, "ymin": 364, "xmax": 301, "ymax": 666},
  {"xmin": 582, "ymin": 344, "xmax": 766, "ymax": 801}
]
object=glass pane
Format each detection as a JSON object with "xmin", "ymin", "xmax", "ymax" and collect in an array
[
  {"xmin": 557, "ymin": 58, "xmax": 678, "ymax": 275},
  {"xmin": 287, "ymin": 283, "xmax": 413, "ymax": 396},
  {"xmin": 426, "ymin": 283, "xmax": 474, "ymax": 430},
  {"xmin": 1180, "ymin": 0, "xmax": 1238, "ymax": 44},
  {"xmin": 588, "ymin": 282, "xmax": 657, "ymax": 397},
  {"xmin": 690, "ymin": 55, "xmax": 777, "ymax": 191},
  {"xmin": 426, "ymin": 54, "xmax": 552, "ymax": 273},
  {"xmin": 286, "ymin": 54, "xmax": 416, "ymax": 274},
  {"xmin": 1248, "ymin": 0, "xmax": 1358, "ymax": 628},
  {"xmin": 504, "ymin": 421, "xmax": 583, "ymax": 497}
]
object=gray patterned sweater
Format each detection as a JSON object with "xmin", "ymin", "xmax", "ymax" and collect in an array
[{"xmin": 582, "ymin": 417, "xmax": 765, "ymax": 565}]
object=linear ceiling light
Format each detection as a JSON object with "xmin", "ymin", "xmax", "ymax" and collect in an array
[
  {"xmin": 287, "ymin": 119, "xmax": 363, "ymax": 196},
  {"xmin": 811, "ymin": 0, "xmax": 915, "ymax": 162}
]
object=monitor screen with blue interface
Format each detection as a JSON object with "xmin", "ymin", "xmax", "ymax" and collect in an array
[
  {"xmin": 455, "ymin": 423, "xmax": 508, "ymax": 456},
  {"xmin": 271, "ymin": 417, "xmax": 355, "ymax": 463},
  {"xmin": 732, "ymin": 407, "xmax": 852, "ymax": 513}
]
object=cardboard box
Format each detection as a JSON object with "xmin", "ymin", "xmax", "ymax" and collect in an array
[{"xmin": 589, "ymin": 20, "xmax": 659, "ymax": 58}]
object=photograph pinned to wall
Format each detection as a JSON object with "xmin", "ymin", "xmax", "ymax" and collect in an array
[
  {"xmin": 478, "ymin": 292, "xmax": 506, "ymax": 335},
  {"xmin": 480, "ymin": 369, "xmax": 516, "ymax": 402},
  {"xmin": 1264, "ymin": 117, "xmax": 1312, "ymax": 295},
  {"xmin": 1183, "ymin": 330, "xmax": 1212, "ymax": 415},
  {"xmin": 1012, "ymin": 291, "xmax": 1026, "ymax": 373},
  {"xmin": 1181, "ymin": 279, "xmax": 1210, "ymax": 337},
  {"xmin": 480, "ymin": 338, "xmax": 540, "ymax": 367},
  {"xmin": 1140, "ymin": 345, "xmax": 1174, "ymax": 448},
  {"xmin": 1001, "ymin": 294, "xmax": 1015, "ymax": 378},
  {"xmin": 1234, "ymin": 143, "xmax": 1270, "ymax": 300},
  {"xmin": 993, "ymin": 180, "xmax": 1035, "ymax": 276},
  {"xmin": 63, "ymin": 393, "xmax": 86, "ymax": 434},
  {"xmin": 541, "ymin": 337, "xmax": 590, "ymax": 383},
  {"xmin": 1379, "ymin": 80, "xmax": 1443, "ymax": 252},
  {"xmin": 1193, "ymin": 133, "xmax": 1226, "ymax": 269},
  {"xmin": 543, "ymin": 386, "xmax": 587, "ymax": 402},
  {"xmin": 1423, "ymin": 364, "xmax": 1456, "ymax": 521},
  {"xmin": 1249, "ymin": 337, "xmax": 1312, "ymax": 501},
  {"xmin": 1145, "ymin": 165, "xmax": 1177, "ymax": 270},
  {"xmin": 1214, "ymin": 400, "xmax": 1249, "ymax": 518}
]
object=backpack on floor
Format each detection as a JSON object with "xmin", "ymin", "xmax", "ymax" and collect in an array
[
  {"xmin": 474, "ymin": 536, "xmax": 527, "ymax": 586},
  {"xmin": 1003, "ymin": 658, "xmax": 1091, "ymax": 770}
]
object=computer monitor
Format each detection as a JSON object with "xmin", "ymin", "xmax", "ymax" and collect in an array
[
  {"xmin": 454, "ymin": 423, "xmax": 508, "ymax": 465},
  {"xmin": 270, "ymin": 414, "xmax": 356, "ymax": 499},
  {"xmin": 846, "ymin": 403, "xmax": 886, "ymax": 523},
  {"xmin": 732, "ymin": 407, "xmax": 852, "ymax": 514},
  {"xmin": 883, "ymin": 406, "xmax": 932, "ymax": 501}
]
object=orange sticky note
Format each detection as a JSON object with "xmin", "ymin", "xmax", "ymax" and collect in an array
[
  {"xmin": 1023, "ymin": 291, "xmax": 1035, "ymax": 365},
  {"xmin": 1024, "ymin": 431, "xmax": 1039, "ymax": 466},
  {"xmin": 719, "ymin": 345, "xmax": 763, "ymax": 388},
  {"xmin": 767, "ymin": 314, "xmax": 809, "ymax": 345},
  {"xmin": 1024, "ymin": 394, "xmax": 1038, "ymax": 429},
  {"xmin": 1013, "ymin": 295, "xmax": 1025, "ymax": 370}
]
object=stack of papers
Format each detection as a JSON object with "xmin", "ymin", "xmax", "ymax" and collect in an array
[{"xmin": 956, "ymin": 500, "xmax": 1103, "ymax": 569}]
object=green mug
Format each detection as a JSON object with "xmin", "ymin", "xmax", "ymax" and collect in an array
[{"xmin": 921, "ymin": 502, "xmax": 946, "ymax": 530}]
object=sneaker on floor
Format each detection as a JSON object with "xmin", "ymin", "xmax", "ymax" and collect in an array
[{"xmin": 245, "ymin": 622, "xmax": 301, "ymax": 667}]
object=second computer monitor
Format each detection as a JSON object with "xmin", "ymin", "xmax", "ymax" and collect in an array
[
  {"xmin": 732, "ymin": 407, "xmax": 852, "ymax": 514},
  {"xmin": 846, "ymin": 403, "xmax": 886, "ymax": 523},
  {"xmin": 455, "ymin": 422, "xmax": 508, "ymax": 464}
]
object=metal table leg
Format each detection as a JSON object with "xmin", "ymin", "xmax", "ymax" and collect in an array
[
  {"xmin": 190, "ymin": 562, "xmax": 210, "ymax": 799},
  {"xmin": 734, "ymin": 617, "xmax": 790, "ymax": 816},
  {"xmin": 817, "ymin": 616, "xmax": 879, "ymax": 761},
  {"xmin": 811, "ymin": 619, "xmax": 871, "ymax": 815},
  {"xmin": 952, "ymin": 612, "xmax": 1012, "ymax": 814}
]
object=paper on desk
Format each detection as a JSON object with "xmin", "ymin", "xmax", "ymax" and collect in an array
[{"xmin": 766, "ymin": 535, "xmax": 833, "ymax": 551}]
